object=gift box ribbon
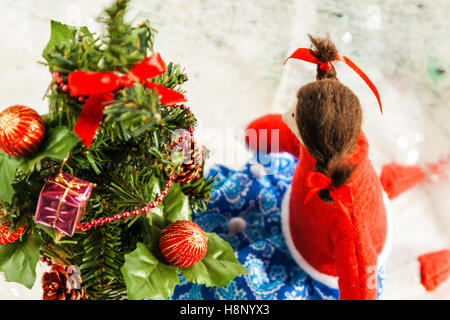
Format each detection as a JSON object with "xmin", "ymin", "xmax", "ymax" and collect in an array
[
  {"xmin": 68, "ymin": 52, "xmax": 187, "ymax": 147},
  {"xmin": 50, "ymin": 173, "xmax": 93, "ymax": 230}
]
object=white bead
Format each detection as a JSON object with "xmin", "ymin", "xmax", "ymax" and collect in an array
[
  {"xmin": 250, "ymin": 163, "xmax": 266, "ymax": 178},
  {"xmin": 228, "ymin": 217, "xmax": 246, "ymax": 234}
]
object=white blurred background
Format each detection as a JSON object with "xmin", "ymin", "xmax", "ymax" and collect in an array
[{"xmin": 0, "ymin": 0, "xmax": 449, "ymax": 299}]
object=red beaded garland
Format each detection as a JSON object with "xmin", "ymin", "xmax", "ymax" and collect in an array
[
  {"xmin": 75, "ymin": 176, "xmax": 175, "ymax": 233},
  {"xmin": 130, "ymin": 211, "xmax": 138, "ymax": 217},
  {"xmin": 0, "ymin": 105, "xmax": 45, "ymax": 157},
  {"xmin": 159, "ymin": 220, "xmax": 207, "ymax": 268}
]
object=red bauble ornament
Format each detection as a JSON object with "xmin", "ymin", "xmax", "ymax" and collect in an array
[
  {"xmin": 0, "ymin": 105, "xmax": 45, "ymax": 157},
  {"xmin": 0, "ymin": 215, "xmax": 25, "ymax": 245},
  {"xmin": 159, "ymin": 220, "xmax": 207, "ymax": 268}
]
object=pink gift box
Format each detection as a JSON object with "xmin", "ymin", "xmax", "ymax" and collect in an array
[{"xmin": 34, "ymin": 172, "xmax": 94, "ymax": 237}]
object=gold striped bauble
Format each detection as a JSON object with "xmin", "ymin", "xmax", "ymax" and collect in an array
[
  {"xmin": 0, "ymin": 215, "xmax": 24, "ymax": 245},
  {"xmin": 159, "ymin": 220, "xmax": 207, "ymax": 268},
  {"xmin": 0, "ymin": 105, "xmax": 45, "ymax": 157}
]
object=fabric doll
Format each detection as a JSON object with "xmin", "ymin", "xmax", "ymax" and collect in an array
[
  {"xmin": 248, "ymin": 36, "xmax": 389, "ymax": 300},
  {"xmin": 245, "ymin": 36, "xmax": 450, "ymax": 299},
  {"xmin": 171, "ymin": 36, "xmax": 449, "ymax": 300}
]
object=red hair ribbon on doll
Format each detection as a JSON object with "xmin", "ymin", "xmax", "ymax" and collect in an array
[
  {"xmin": 303, "ymin": 171, "xmax": 354, "ymax": 217},
  {"xmin": 284, "ymin": 48, "xmax": 383, "ymax": 114}
]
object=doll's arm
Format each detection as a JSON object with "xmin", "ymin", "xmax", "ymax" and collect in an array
[
  {"xmin": 245, "ymin": 114, "xmax": 301, "ymax": 157},
  {"xmin": 331, "ymin": 213, "xmax": 378, "ymax": 300}
]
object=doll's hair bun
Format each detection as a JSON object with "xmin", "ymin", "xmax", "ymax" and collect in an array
[{"xmin": 308, "ymin": 35, "xmax": 339, "ymax": 81}]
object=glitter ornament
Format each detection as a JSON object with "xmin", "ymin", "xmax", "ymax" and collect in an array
[
  {"xmin": 0, "ymin": 214, "xmax": 25, "ymax": 245},
  {"xmin": 159, "ymin": 220, "xmax": 207, "ymax": 267},
  {"xmin": 34, "ymin": 172, "xmax": 94, "ymax": 237},
  {"xmin": 0, "ymin": 105, "xmax": 45, "ymax": 157}
]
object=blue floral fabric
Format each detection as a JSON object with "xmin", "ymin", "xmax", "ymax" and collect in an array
[{"xmin": 171, "ymin": 152, "xmax": 385, "ymax": 300}]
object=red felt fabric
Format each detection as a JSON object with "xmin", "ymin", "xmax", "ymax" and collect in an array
[
  {"xmin": 380, "ymin": 163, "xmax": 425, "ymax": 200},
  {"xmin": 331, "ymin": 213, "xmax": 378, "ymax": 300},
  {"xmin": 244, "ymin": 114, "xmax": 387, "ymax": 300},
  {"xmin": 245, "ymin": 114, "xmax": 301, "ymax": 157},
  {"xmin": 290, "ymin": 135, "xmax": 386, "ymax": 300},
  {"xmin": 418, "ymin": 249, "xmax": 450, "ymax": 291}
]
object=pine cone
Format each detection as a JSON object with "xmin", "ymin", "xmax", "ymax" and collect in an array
[
  {"xmin": 65, "ymin": 289, "xmax": 86, "ymax": 300},
  {"xmin": 175, "ymin": 137, "xmax": 203, "ymax": 183},
  {"xmin": 42, "ymin": 264, "xmax": 70, "ymax": 300},
  {"xmin": 42, "ymin": 264, "xmax": 86, "ymax": 300}
]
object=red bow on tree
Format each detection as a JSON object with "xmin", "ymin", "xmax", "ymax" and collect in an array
[
  {"xmin": 303, "ymin": 171, "xmax": 354, "ymax": 216},
  {"xmin": 68, "ymin": 52, "xmax": 187, "ymax": 147},
  {"xmin": 284, "ymin": 48, "xmax": 383, "ymax": 114}
]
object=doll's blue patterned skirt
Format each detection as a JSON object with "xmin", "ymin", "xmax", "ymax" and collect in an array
[{"xmin": 171, "ymin": 152, "xmax": 385, "ymax": 300}]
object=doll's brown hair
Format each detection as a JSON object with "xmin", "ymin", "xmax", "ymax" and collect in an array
[{"xmin": 296, "ymin": 35, "xmax": 362, "ymax": 202}]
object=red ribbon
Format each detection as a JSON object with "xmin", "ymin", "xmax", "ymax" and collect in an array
[
  {"xmin": 303, "ymin": 171, "xmax": 353, "ymax": 216},
  {"xmin": 68, "ymin": 52, "xmax": 187, "ymax": 147},
  {"xmin": 284, "ymin": 48, "xmax": 383, "ymax": 114}
]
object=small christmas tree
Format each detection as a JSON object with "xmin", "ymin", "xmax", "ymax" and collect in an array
[{"xmin": 0, "ymin": 0, "xmax": 246, "ymax": 300}]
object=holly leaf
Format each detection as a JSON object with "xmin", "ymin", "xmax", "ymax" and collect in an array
[
  {"xmin": 0, "ymin": 152, "xmax": 20, "ymax": 203},
  {"xmin": 42, "ymin": 20, "xmax": 76, "ymax": 61},
  {"xmin": 19, "ymin": 126, "xmax": 79, "ymax": 172},
  {"xmin": 0, "ymin": 232, "xmax": 44, "ymax": 289},
  {"xmin": 42, "ymin": 20, "xmax": 91, "ymax": 61},
  {"xmin": 162, "ymin": 183, "xmax": 190, "ymax": 225},
  {"xmin": 121, "ymin": 242, "xmax": 179, "ymax": 300},
  {"xmin": 181, "ymin": 232, "xmax": 247, "ymax": 287}
]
